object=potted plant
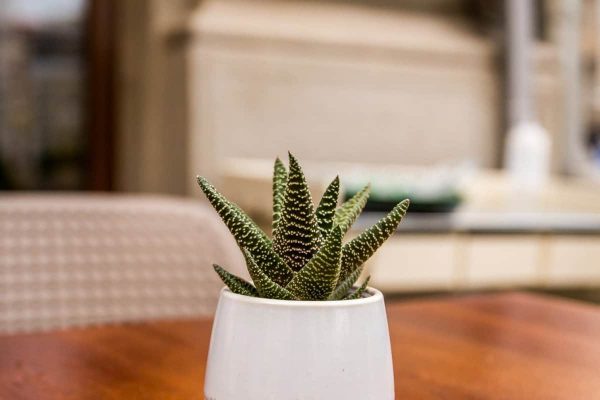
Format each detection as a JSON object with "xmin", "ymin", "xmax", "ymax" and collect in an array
[{"xmin": 198, "ymin": 153, "xmax": 409, "ymax": 400}]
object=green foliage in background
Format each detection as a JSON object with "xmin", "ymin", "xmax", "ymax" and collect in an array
[{"xmin": 198, "ymin": 153, "xmax": 409, "ymax": 301}]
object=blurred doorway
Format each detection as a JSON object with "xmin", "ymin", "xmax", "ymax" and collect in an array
[{"xmin": 0, "ymin": 0, "xmax": 117, "ymax": 191}]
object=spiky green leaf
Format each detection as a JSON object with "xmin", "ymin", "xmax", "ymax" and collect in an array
[
  {"xmin": 272, "ymin": 157, "xmax": 287, "ymax": 235},
  {"xmin": 315, "ymin": 176, "xmax": 339, "ymax": 242},
  {"xmin": 340, "ymin": 199, "xmax": 410, "ymax": 281},
  {"xmin": 198, "ymin": 176, "xmax": 294, "ymax": 286},
  {"xmin": 345, "ymin": 276, "xmax": 371, "ymax": 300},
  {"xmin": 213, "ymin": 264, "xmax": 258, "ymax": 297},
  {"xmin": 328, "ymin": 264, "xmax": 364, "ymax": 300},
  {"xmin": 273, "ymin": 153, "xmax": 320, "ymax": 272},
  {"xmin": 285, "ymin": 226, "xmax": 342, "ymax": 300},
  {"xmin": 243, "ymin": 250, "xmax": 295, "ymax": 300},
  {"xmin": 197, "ymin": 176, "xmax": 269, "ymax": 241},
  {"xmin": 333, "ymin": 183, "xmax": 371, "ymax": 235}
]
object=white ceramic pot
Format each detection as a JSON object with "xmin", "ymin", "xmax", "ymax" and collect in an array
[{"xmin": 204, "ymin": 287, "xmax": 394, "ymax": 400}]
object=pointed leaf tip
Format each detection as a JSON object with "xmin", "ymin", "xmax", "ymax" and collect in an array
[
  {"xmin": 213, "ymin": 264, "xmax": 258, "ymax": 297},
  {"xmin": 339, "ymin": 198, "xmax": 409, "ymax": 281},
  {"xmin": 272, "ymin": 157, "xmax": 288, "ymax": 235},
  {"xmin": 198, "ymin": 175, "xmax": 294, "ymax": 286},
  {"xmin": 288, "ymin": 151, "xmax": 298, "ymax": 166},
  {"xmin": 333, "ymin": 182, "xmax": 371, "ymax": 235},
  {"xmin": 273, "ymin": 153, "xmax": 320, "ymax": 272},
  {"xmin": 315, "ymin": 175, "xmax": 341, "ymax": 242}
]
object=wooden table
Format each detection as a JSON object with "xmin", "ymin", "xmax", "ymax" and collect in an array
[{"xmin": 1, "ymin": 292, "xmax": 599, "ymax": 399}]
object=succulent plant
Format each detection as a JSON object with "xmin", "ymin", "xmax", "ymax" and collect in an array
[{"xmin": 197, "ymin": 153, "xmax": 409, "ymax": 301}]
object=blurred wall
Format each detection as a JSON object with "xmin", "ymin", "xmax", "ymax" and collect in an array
[
  {"xmin": 115, "ymin": 0, "xmax": 195, "ymax": 194},
  {"xmin": 187, "ymin": 0, "xmax": 562, "ymax": 195},
  {"xmin": 113, "ymin": 0, "xmax": 564, "ymax": 195}
]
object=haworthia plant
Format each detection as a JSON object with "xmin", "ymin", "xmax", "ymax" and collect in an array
[
  {"xmin": 243, "ymin": 250, "xmax": 295, "ymax": 300},
  {"xmin": 345, "ymin": 276, "xmax": 371, "ymax": 300},
  {"xmin": 213, "ymin": 264, "xmax": 258, "ymax": 297},
  {"xmin": 339, "ymin": 199, "xmax": 410, "ymax": 283},
  {"xmin": 197, "ymin": 177, "xmax": 294, "ymax": 286},
  {"xmin": 333, "ymin": 183, "xmax": 370, "ymax": 236},
  {"xmin": 273, "ymin": 153, "xmax": 320, "ymax": 272},
  {"xmin": 272, "ymin": 157, "xmax": 287, "ymax": 235},
  {"xmin": 327, "ymin": 264, "xmax": 364, "ymax": 301},
  {"xmin": 315, "ymin": 176, "xmax": 339, "ymax": 242},
  {"xmin": 286, "ymin": 226, "xmax": 342, "ymax": 300},
  {"xmin": 198, "ymin": 153, "xmax": 409, "ymax": 301}
]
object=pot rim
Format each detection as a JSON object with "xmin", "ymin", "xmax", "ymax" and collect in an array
[{"xmin": 220, "ymin": 286, "xmax": 384, "ymax": 307}]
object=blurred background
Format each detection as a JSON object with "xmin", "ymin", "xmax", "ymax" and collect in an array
[{"xmin": 2, "ymin": 0, "xmax": 600, "ymax": 331}]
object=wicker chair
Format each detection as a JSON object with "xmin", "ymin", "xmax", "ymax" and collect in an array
[{"xmin": 0, "ymin": 194, "xmax": 246, "ymax": 333}]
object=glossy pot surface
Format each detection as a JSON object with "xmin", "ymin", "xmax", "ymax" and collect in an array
[{"xmin": 204, "ymin": 287, "xmax": 394, "ymax": 400}]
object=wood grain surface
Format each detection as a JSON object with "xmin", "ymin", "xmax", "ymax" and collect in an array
[{"xmin": 1, "ymin": 292, "xmax": 599, "ymax": 399}]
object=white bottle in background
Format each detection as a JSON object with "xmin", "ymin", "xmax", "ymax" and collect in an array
[
  {"xmin": 505, "ymin": 121, "xmax": 552, "ymax": 194},
  {"xmin": 504, "ymin": 0, "xmax": 552, "ymax": 199}
]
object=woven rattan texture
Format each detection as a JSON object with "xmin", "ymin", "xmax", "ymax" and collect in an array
[{"xmin": 0, "ymin": 194, "xmax": 245, "ymax": 333}]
